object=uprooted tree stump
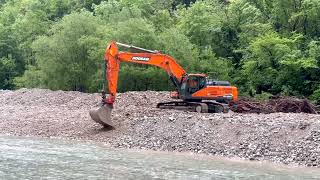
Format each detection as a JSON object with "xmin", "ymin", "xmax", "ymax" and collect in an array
[{"xmin": 230, "ymin": 97, "xmax": 317, "ymax": 114}]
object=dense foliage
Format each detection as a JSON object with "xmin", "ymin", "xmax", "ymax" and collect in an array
[{"xmin": 0, "ymin": 0, "xmax": 319, "ymax": 103}]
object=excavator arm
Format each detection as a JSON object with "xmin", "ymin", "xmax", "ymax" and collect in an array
[{"xmin": 104, "ymin": 41, "xmax": 186, "ymax": 105}]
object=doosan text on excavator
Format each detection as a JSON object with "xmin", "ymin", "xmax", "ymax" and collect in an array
[{"xmin": 90, "ymin": 42, "xmax": 238, "ymax": 127}]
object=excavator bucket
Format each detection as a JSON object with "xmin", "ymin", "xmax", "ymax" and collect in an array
[{"xmin": 89, "ymin": 104, "xmax": 113, "ymax": 127}]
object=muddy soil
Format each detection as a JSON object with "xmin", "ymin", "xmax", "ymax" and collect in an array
[{"xmin": 0, "ymin": 89, "xmax": 319, "ymax": 167}]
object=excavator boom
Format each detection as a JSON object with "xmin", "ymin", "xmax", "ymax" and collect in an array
[{"xmin": 104, "ymin": 41, "xmax": 186, "ymax": 105}]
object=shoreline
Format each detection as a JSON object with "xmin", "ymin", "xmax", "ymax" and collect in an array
[
  {"xmin": 1, "ymin": 89, "xmax": 319, "ymax": 168},
  {"xmin": 1, "ymin": 133, "xmax": 319, "ymax": 172}
]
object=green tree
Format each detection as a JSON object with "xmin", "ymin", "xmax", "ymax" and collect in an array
[
  {"xmin": 0, "ymin": 57, "xmax": 17, "ymax": 89},
  {"xmin": 158, "ymin": 28, "xmax": 198, "ymax": 71},
  {"xmin": 176, "ymin": 0, "xmax": 224, "ymax": 47},
  {"xmin": 15, "ymin": 11, "xmax": 107, "ymax": 92},
  {"xmin": 240, "ymin": 32, "xmax": 317, "ymax": 96},
  {"xmin": 197, "ymin": 48, "xmax": 233, "ymax": 82}
]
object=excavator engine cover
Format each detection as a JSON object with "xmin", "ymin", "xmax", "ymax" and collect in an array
[{"xmin": 89, "ymin": 104, "xmax": 113, "ymax": 127}]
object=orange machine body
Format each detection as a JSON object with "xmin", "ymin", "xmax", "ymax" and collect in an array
[
  {"xmin": 191, "ymin": 86, "xmax": 238, "ymax": 101},
  {"xmin": 103, "ymin": 41, "xmax": 238, "ymax": 105}
]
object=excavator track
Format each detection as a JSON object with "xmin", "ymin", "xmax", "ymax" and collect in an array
[{"xmin": 157, "ymin": 101, "xmax": 229, "ymax": 113}]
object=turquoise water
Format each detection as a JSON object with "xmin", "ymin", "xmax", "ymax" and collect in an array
[{"xmin": 0, "ymin": 136, "xmax": 319, "ymax": 180}]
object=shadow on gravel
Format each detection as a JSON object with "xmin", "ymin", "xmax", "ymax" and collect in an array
[
  {"xmin": 102, "ymin": 125, "xmax": 115, "ymax": 131},
  {"xmin": 93, "ymin": 125, "xmax": 115, "ymax": 132}
]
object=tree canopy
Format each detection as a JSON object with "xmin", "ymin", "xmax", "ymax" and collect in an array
[{"xmin": 0, "ymin": 0, "xmax": 319, "ymax": 103}]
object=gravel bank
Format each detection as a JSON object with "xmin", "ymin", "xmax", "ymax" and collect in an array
[{"xmin": 0, "ymin": 89, "xmax": 319, "ymax": 167}]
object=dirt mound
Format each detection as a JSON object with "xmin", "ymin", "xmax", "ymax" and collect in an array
[{"xmin": 230, "ymin": 97, "xmax": 317, "ymax": 114}]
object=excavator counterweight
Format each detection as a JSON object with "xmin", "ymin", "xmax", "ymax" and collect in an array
[{"xmin": 90, "ymin": 41, "xmax": 238, "ymax": 128}]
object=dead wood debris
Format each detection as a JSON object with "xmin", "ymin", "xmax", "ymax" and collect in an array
[{"xmin": 230, "ymin": 97, "xmax": 317, "ymax": 114}]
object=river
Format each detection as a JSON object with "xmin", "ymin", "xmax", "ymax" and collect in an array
[{"xmin": 0, "ymin": 136, "xmax": 319, "ymax": 180}]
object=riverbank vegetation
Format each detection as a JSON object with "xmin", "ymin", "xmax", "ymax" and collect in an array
[{"xmin": 0, "ymin": 0, "xmax": 319, "ymax": 103}]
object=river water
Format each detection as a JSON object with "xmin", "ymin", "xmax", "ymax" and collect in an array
[{"xmin": 0, "ymin": 136, "xmax": 319, "ymax": 180}]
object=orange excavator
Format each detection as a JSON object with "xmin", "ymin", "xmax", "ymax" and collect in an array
[{"xmin": 90, "ymin": 42, "xmax": 238, "ymax": 127}]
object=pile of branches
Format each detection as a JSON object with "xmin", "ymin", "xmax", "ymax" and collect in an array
[{"xmin": 229, "ymin": 97, "xmax": 317, "ymax": 114}]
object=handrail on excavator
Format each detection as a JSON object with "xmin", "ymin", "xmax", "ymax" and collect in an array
[{"xmin": 115, "ymin": 42, "xmax": 158, "ymax": 54}]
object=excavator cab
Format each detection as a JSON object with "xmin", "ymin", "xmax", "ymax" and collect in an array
[
  {"xmin": 164, "ymin": 73, "xmax": 235, "ymax": 113},
  {"xmin": 179, "ymin": 74, "xmax": 207, "ymax": 100},
  {"xmin": 186, "ymin": 75, "xmax": 206, "ymax": 94},
  {"xmin": 178, "ymin": 74, "xmax": 236, "ymax": 103}
]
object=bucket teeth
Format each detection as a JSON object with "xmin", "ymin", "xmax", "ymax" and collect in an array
[{"xmin": 89, "ymin": 104, "xmax": 113, "ymax": 127}]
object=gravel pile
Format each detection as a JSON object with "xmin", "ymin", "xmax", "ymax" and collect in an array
[{"xmin": 0, "ymin": 89, "xmax": 320, "ymax": 167}]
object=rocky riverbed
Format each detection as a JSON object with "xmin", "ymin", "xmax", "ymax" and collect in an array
[{"xmin": 0, "ymin": 89, "xmax": 319, "ymax": 167}]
